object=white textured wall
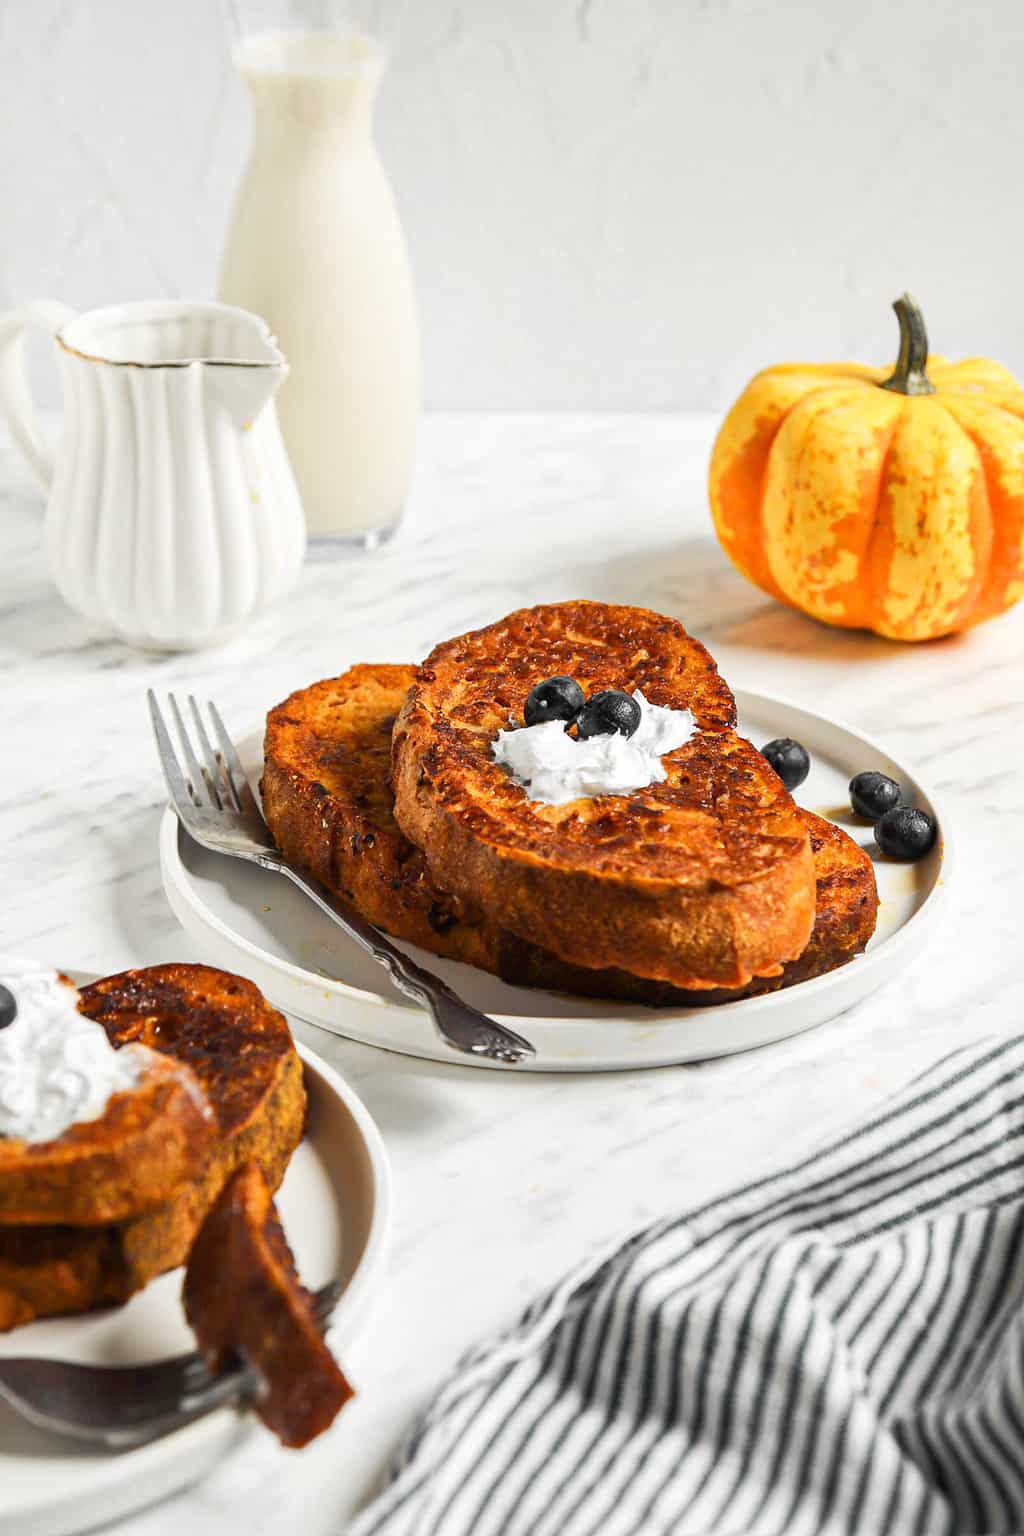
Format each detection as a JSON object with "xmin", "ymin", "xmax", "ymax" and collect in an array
[{"xmin": 2, "ymin": 0, "xmax": 1023, "ymax": 409}]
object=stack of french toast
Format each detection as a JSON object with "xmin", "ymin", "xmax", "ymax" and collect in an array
[
  {"xmin": 263, "ymin": 601, "xmax": 879, "ymax": 1004},
  {"xmin": 0, "ymin": 964, "xmax": 350, "ymax": 1447}
]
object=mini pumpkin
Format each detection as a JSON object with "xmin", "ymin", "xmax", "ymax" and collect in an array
[{"xmin": 709, "ymin": 295, "xmax": 1024, "ymax": 641}]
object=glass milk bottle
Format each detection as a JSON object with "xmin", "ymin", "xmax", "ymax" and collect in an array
[{"xmin": 219, "ymin": 30, "xmax": 420, "ymax": 551}]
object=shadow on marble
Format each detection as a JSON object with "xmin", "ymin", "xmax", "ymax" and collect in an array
[
  {"xmin": 0, "ymin": 583, "xmax": 160, "ymax": 675},
  {"xmin": 334, "ymin": 1063, "xmax": 490, "ymax": 1140},
  {"xmin": 717, "ymin": 603, "xmax": 969, "ymax": 666},
  {"xmin": 567, "ymin": 534, "xmax": 971, "ymax": 666},
  {"xmin": 0, "ymin": 582, "xmax": 92, "ymax": 653},
  {"xmin": 99, "ymin": 804, "xmax": 187, "ymax": 967}
]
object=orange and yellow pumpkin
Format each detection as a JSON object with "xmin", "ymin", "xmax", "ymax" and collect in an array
[{"xmin": 709, "ymin": 295, "xmax": 1024, "ymax": 641}]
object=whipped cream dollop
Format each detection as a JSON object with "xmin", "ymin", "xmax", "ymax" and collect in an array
[
  {"xmin": 0, "ymin": 958, "xmax": 151, "ymax": 1144},
  {"xmin": 493, "ymin": 690, "xmax": 697, "ymax": 806}
]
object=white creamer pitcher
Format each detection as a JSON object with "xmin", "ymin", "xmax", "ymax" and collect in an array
[{"xmin": 0, "ymin": 299, "xmax": 306, "ymax": 649}]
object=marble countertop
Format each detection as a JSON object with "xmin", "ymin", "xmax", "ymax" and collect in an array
[{"xmin": 3, "ymin": 413, "xmax": 1024, "ymax": 1534}]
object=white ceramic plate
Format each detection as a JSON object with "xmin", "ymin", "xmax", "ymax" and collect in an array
[
  {"xmin": 160, "ymin": 689, "xmax": 950, "ymax": 1072},
  {"xmin": 0, "ymin": 1023, "xmax": 391, "ymax": 1536}
]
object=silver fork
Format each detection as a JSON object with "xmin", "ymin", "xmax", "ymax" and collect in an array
[
  {"xmin": 147, "ymin": 691, "xmax": 535, "ymax": 1066},
  {"xmin": 0, "ymin": 1281, "xmax": 340, "ymax": 1449}
]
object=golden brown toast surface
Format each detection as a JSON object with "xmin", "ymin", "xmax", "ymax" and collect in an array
[
  {"xmin": 263, "ymin": 664, "xmax": 499, "ymax": 973},
  {"xmin": 392, "ymin": 602, "xmax": 816, "ymax": 988},
  {"xmin": 0, "ymin": 965, "xmax": 305, "ymax": 1331},
  {"xmin": 184, "ymin": 1162, "xmax": 353, "ymax": 1449},
  {"xmin": 0, "ymin": 1045, "xmax": 212, "ymax": 1227},
  {"xmin": 504, "ymin": 816, "xmax": 877, "ymax": 1005},
  {"xmin": 262, "ymin": 663, "xmax": 877, "ymax": 1006},
  {"xmin": 77, "ymin": 964, "xmax": 300, "ymax": 1143}
]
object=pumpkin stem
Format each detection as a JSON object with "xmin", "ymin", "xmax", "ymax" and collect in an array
[{"xmin": 880, "ymin": 293, "xmax": 935, "ymax": 396}]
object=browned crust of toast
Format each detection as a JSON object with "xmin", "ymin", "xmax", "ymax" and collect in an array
[
  {"xmin": 262, "ymin": 661, "xmax": 877, "ymax": 1006},
  {"xmin": 500, "ymin": 816, "xmax": 878, "ymax": 1004},
  {"xmin": 391, "ymin": 602, "xmax": 816, "ymax": 987},
  {"xmin": 263, "ymin": 664, "xmax": 500, "ymax": 973},
  {"xmin": 0, "ymin": 1048, "xmax": 213, "ymax": 1227},
  {"xmin": 0, "ymin": 965, "xmax": 305, "ymax": 1330},
  {"xmin": 184, "ymin": 1162, "xmax": 353, "ymax": 1448}
]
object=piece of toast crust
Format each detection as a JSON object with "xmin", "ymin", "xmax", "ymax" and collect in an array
[
  {"xmin": 184, "ymin": 1162, "xmax": 353, "ymax": 1449},
  {"xmin": 0, "ymin": 1041, "xmax": 212, "ymax": 1227},
  {"xmin": 262, "ymin": 664, "xmax": 877, "ymax": 1007},
  {"xmin": 392, "ymin": 602, "xmax": 816, "ymax": 989},
  {"xmin": 502, "ymin": 815, "xmax": 877, "ymax": 1005},
  {"xmin": 0, "ymin": 965, "xmax": 305, "ymax": 1331},
  {"xmin": 263, "ymin": 664, "xmax": 500, "ymax": 977}
]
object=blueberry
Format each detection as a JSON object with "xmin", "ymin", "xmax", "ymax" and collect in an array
[
  {"xmin": 524, "ymin": 676, "xmax": 585, "ymax": 728},
  {"xmin": 761, "ymin": 738, "xmax": 810, "ymax": 791},
  {"xmin": 577, "ymin": 690, "xmax": 642, "ymax": 740},
  {"xmin": 0, "ymin": 984, "xmax": 16, "ymax": 1031},
  {"xmin": 850, "ymin": 771, "xmax": 902, "ymax": 822},
  {"xmin": 874, "ymin": 806, "xmax": 937, "ymax": 861}
]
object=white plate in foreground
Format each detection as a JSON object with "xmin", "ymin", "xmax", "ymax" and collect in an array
[
  {"xmin": 160, "ymin": 688, "xmax": 950, "ymax": 1072},
  {"xmin": 0, "ymin": 1032, "xmax": 391, "ymax": 1536}
]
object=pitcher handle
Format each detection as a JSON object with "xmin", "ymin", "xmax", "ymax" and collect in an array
[{"xmin": 0, "ymin": 301, "xmax": 76, "ymax": 492}]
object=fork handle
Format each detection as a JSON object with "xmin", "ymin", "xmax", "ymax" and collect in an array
[{"xmin": 270, "ymin": 861, "xmax": 535, "ymax": 1062}]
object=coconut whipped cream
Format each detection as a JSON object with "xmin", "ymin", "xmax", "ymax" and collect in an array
[
  {"xmin": 0, "ymin": 958, "xmax": 151, "ymax": 1144},
  {"xmin": 493, "ymin": 690, "xmax": 697, "ymax": 806}
]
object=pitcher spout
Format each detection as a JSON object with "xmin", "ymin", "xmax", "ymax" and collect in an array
[{"xmin": 206, "ymin": 359, "xmax": 288, "ymax": 432}]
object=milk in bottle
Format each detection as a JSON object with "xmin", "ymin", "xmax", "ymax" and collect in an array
[{"xmin": 219, "ymin": 30, "xmax": 420, "ymax": 548}]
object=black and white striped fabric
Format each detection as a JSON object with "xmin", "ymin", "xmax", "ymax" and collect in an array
[{"xmin": 350, "ymin": 1035, "xmax": 1024, "ymax": 1536}]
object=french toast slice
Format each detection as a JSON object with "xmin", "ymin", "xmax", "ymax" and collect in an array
[
  {"xmin": 263, "ymin": 664, "xmax": 499, "ymax": 974},
  {"xmin": 0, "ymin": 965, "xmax": 305, "ymax": 1331},
  {"xmin": 501, "ymin": 816, "xmax": 877, "ymax": 1005},
  {"xmin": 262, "ymin": 664, "xmax": 877, "ymax": 1006},
  {"xmin": 184, "ymin": 1162, "xmax": 353, "ymax": 1448},
  {"xmin": 391, "ymin": 602, "xmax": 817, "ymax": 989},
  {"xmin": 0, "ymin": 1044, "xmax": 212, "ymax": 1227}
]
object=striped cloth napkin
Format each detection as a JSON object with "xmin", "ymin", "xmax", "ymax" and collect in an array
[{"xmin": 350, "ymin": 1034, "xmax": 1024, "ymax": 1536}]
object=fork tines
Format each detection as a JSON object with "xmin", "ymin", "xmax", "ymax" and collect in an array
[{"xmin": 148, "ymin": 691, "xmax": 255, "ymax": 822}]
